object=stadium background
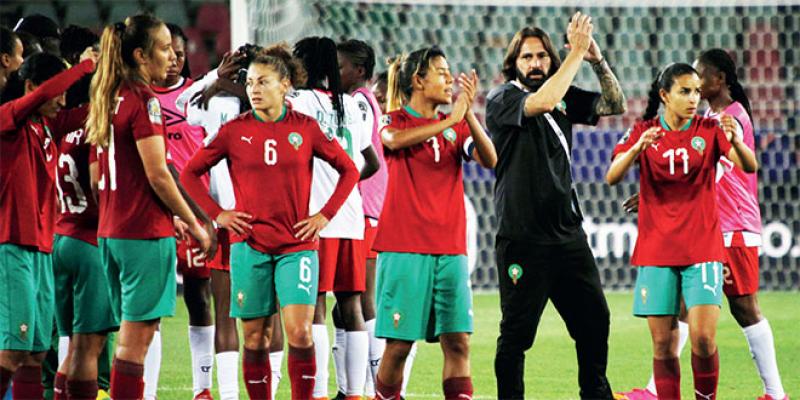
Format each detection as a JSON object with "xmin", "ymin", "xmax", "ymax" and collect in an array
[{"xmin": 1, "ymin": 0, "xmax": 797, "ymax": 292}]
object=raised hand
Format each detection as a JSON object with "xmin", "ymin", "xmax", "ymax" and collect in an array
[
  {"xmin": 719, "ymin": 113, "xmax": 740, "ymax": 144},
  {"xmin": 566, "ymin": 12, "xmax": 594, "ymax": 56},
  {"xmin": 635, "ymin": 126, "xmax": 664, "ymax": 153},
  {"xmin": 217, "ymin": 51, "xmax": 246, "ymax": 80}
]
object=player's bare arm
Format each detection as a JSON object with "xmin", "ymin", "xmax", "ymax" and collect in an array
[
  {"xmin": 360, "ymin": 145, "xmax": 380, "ymax": 180},
  {"xmin": 606, "ymin": 126, "xmax": 663, "ymax": 185}
]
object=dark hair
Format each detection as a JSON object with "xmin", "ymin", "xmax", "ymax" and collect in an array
[
  {"xmin": 1, "ymin": 52, "xmax": 66, "ymax": 103},
  {"xmin": 385, "ymin": 47, "xmax": 446, "ymax": 112},
  {"xmin": 16, "ymin": 31, "xmax": 42, "ymax": 58},
  {"xmin": 374, "ymin": 70, "xmax": 388, "ymax": 86},
  {"xmin": 166, "ymin": 23, "xmax": 190, "ymax": 78},
  {"xmin": 261, "ymin": 42, "xmax": 307, "ymax": 87},
  {"xmin": 642, "ymin": 63, "xmax": 698, "ymax": 120},
  {"xmin": 697, "ymin": 48, "xmax": 752, "ymax": 120},
  {"xmin": 502, "ymin": 27, "xmax": 561, "ymax": 81},
  {"xmin": 293, "ymin": 36, "xmax": 344, "ymax": 127},
  {"xmin": 1, "ymin": 26, "xmax": 20, "ymax": 57},
  {"xmin": 14, "ymin": 14, "xmax": 60, "ymax": 39},
  {"xmin": 59, "ymin": 25, "xmax": 99, "ymax": 66},
  {"xmin": 337, "ymin": 39, "xmax": 376, "ymax": 81}
]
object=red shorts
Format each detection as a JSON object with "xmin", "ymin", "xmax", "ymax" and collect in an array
[
  {"xmin": 176, "ymin": 236, "xmax": 211, "ymax": 279},
  {"xmin": 207, "ymin": 229, "xmax": 231, "ymax": 272},
  {"xmin": 722, "ymin": 232, "xmax": 760, "ymax": 296},
  {"xmin": 318, "ymin": 237, "xmax": 366, "ymax": 293},
  {"xmin": 364, "ymin": 217, "xmax": 379, "ymax": 260}
]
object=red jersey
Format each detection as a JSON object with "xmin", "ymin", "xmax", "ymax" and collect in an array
[
  {"xmin": 55, "ymin": 106, "xmax": 99, "ymax": 246},
  {"xmin": 0, "ymin": 59, "xmax": 94, "ymax": 252},
  {"xmin": 372, "ymin": 106, "xmax": 473, "ymax": 255},
  {"xmin": 613, "ymin": 116, "xmax": 732, "ymax": 266},
  {"xmin": 180, "ymin": 109, "xmax": 359, "ymax": 255},
  {"xmin": 96, "ymin": 82, "xmax": 174, "ymax": 239}
]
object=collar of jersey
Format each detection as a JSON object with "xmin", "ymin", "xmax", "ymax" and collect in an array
[
  {"xmin": 252, "ymin": 106, "xmax": 287, "ymax": 123},
  {"xmin": 403, "ymin": 104, "xmax": 439, "ymax": 120},
  {"xmin": 660, "ymin": 115, "xmax": 692, "ymax": 131}
]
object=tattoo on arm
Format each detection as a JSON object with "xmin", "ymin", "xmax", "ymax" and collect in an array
[{"xmin": 592, "ymin": 59, "xmax": 627, "ymax": 116}]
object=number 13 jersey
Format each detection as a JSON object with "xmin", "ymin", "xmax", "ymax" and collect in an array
[{"xmin": 613, "ymin": 116, "xmax": 732, "ymax": 266}]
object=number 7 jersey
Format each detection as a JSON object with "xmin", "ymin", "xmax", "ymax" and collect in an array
[{"xmin": 613, "ymin": 116, "xmax": 732, "ymax": 266}]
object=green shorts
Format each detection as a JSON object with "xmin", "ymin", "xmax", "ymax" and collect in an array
[
  {"xmin": 375, "ymin": 252, "xmax": 473, "ymax": 342},
  {"xmin": 633, "ymin": 262, "xmax": 724, "ymax": 317},
  {"xmin": 0, "ymin": 243, "xmax": 54, "ymax": 352},
  {"xmin": 99, "ymin": 237, "xmax": 177, "ymax": 323},
  {"xmin": 229, "ymin": 242, "xmax": 318, "ymax": 319},
  {"xmin": 53, "ymin": 235, "xmax": 117, "ymax": 335}
]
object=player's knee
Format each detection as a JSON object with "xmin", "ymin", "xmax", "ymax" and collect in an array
[
  {"xmin": 286, "ymin": 324, "xmax": 313, "ymax": 348},
  {"xmin": 729, "ymin": 296, "xmax": 762, "ymax": 327},
  {"xmin": 651, "ymin": 334, "xmax": 676, "ymax": 358},
  {"xmin": 441, "ymin": 334, "xmax": 470, "ymax": 359},
  {"xmin": 691, "ymin": 333, "xmax": 717, "ymax": 356},
  {"xmin": 1, "ymin": 350, "xmax": 28, "ymax": 367}
]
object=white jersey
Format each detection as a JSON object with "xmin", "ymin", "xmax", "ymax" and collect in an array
[
  {"xmin": 287, "ymin": 89, "xmax": 371, "ymax": 238},
  {"xmin": 176, "ymin": 68, "xmax": 238, "ymax": 210}
]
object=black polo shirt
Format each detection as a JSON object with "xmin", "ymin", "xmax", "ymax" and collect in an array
[{"xmin": 486, "ymin": 81, "xmax": 601, "ymax": 244}]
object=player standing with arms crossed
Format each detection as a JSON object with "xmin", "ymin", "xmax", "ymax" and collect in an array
[
  {"xmin": 181, "ymin": 54, "xmax": 359, "ymax": 399},
  {"xmin": 372, "ymin": 46, "xmax": 496, "ymax": 400},
  {"xmin": 85, "ymin": 15, "xmax": 213, "ymax": 399},
  {"xmin": 606, "ymin": 63, "xmax": 758, "ymax": 400}
]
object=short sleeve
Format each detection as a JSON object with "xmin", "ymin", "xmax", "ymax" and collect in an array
[
  {"xmin": 132, "ymin": 96, "xmax": 166, "ymax": 141},
  {"xmin": 485, "ymin": 84, "xmax": 530, "ymax": 129},
  {"xmin": 562, "ymin": 86, "xmax": 601, "ymax": 126},
  {"xmin": 612, "ymin": 124, "xmax": 643, "ymax": 160}
]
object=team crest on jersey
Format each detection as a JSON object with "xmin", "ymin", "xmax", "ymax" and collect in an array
[
  {"xmin": 147, "ymin": 98, "xmax": 162, "ymax": 124},
  {"xmin": 691, "ymin": 136, "xmax": 706, "ymax": 155},
  {"xmin": 555, "ymin": 100, "xmax": 567, "ymax": 113},
  {"xmin": 508, "ymin": 263, "xmax": 523, "ymax": 285},
  {"xmin": 288, "ymin": 132, "xmax": 303, "ymax": 150},
  {"xmin": 443, "ymin": 127, "xmax": 457, "ymax": 144}
]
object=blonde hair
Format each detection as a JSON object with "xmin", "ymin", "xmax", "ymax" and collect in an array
[{"xmin": 86, "ymin": 15, "xmax": 163, "ymax": 147}]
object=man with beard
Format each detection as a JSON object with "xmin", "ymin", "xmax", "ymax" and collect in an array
[{"xmin": 485, "ymin": 13, "xmax": 626, "ymax": 399}]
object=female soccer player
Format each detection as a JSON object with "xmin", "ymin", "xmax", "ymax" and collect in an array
[
  {"xmin": 372, "ymin": 47, "xmax": 496, "ymax": 400},
  {"xmin": 180, "ymin": 54, "xmax": 359, "ymax": 399},
  {"xmin": 606, "ymin": 63, "xmax": 757, "ymax": 399},
  {"xmin": 0, "ymin": 26, "xmax": 24, "ymax": 98},
  {"xmin": 0, "ymin": 50, "xmax": 95, "ymax": 400},
  {"xmin": 286, "ymin": 36, "xmax": 379, "ymax": 400},
  {"xmin": 85, "ymin": 15, "xmax": 212, "ymax": 399},
  {"xmin": 153, "ymin": 23, "xmax": 215, "ymax": 399}
]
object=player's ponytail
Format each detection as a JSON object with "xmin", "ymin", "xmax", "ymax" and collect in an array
[
  {"xmin": 87, "ymin": 14, "xmax": 164, "ymax": 147},
  {"xmin": 385, "ymin": 55, "xmax": 405, "ymax": 112},
  {"xmin": 642, "ymin": 63, "xmax": 697, "ymax": 121},
  {"xmin": 698, "ymin": 48, "xmax": 752, "ymax": 120},
  {"xmin": 293, "ymin": 36, "xmax": 345, "ymax": 128}
]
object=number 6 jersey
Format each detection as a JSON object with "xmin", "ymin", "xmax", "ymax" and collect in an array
[{"xmin": 612, "ymin": 116, "xmax": 732, "ymax": 266}]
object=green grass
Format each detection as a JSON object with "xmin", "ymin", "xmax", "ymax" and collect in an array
[{"xmin": 159, "ymin": 292, "xmax": 798, "ymax": 399}]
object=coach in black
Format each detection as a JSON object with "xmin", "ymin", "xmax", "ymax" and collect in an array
[{"xmin": 486, "ymin": 12, "xmax": 626, "ymax": 399}]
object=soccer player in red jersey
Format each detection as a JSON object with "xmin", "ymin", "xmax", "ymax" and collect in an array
[
  {"xmin": 371, "ymin": 47, "xmax": 496, "ymax": 400},
  {"xmin": 85, "ymin": 15, "xmax": 213, "ymax": 400},
  {"xmin": 607, "ymin": 63, "xmax": 757, "ymax": 400},
  {"xmin": 0, "ymin": 49, "xmax": 96, "ymax": 400},
  {"xmin": 181, "ymin": 54, "xmax": 359, "ymax": 399},
  {"xmin": 153, "ymin": 23, "xmax": 216, "ymax": 399}
]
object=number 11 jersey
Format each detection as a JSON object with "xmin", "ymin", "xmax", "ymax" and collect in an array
[{"xmin": 613, "ymin": 116, "xmax": 732, "ymax": 266}]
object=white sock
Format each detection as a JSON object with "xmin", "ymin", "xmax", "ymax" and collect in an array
[
  {"xmin": 333, "ymin": 328, "xmax": 347, "ymax": 395},
  {"xmin": 312, "ymin": 324, "xmax": 329, "ymax": 398},
  {"xmin": 57, "ymin": 336, "xmax": 70, "ymax": 367},
  {"xmin": 400, "ymin": 342, "xmax": 417, "ymax": 397},
  {"xmin": 269, "ymin": 350, "xmax": 283, "ymax": 400},
  {"xmin": 189, "ymin": 325, "xmax": 215, "ymax": 395},
  {"xmin": 743, "ymin": 319, "xmax": 785, "ymax": 398},
  {"xmin": 366, "ymin": 319, "xmax": 385, "ymax": 389},
  {"xmin": 344, "ymin": 331, "xmax": 368, "ymax": 396},
  {"xmin": 144, "ymin": 330, "xmax": 162, "ymax": 400},
  {"xmin": 364, "ymin": 367, "xmax": 375, "ymax": 397},
  {"xmin": 645, "ymin": 320, "xmax": 689, "ymax": 394},
  {"xmin": 216, "ymin": 351, "xmax": 240, "ymax": 400}
]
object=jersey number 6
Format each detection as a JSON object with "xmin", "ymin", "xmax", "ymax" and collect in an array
[{"xmin": 264, "ymin": 139, "xmax": 278, "ymax": 165}]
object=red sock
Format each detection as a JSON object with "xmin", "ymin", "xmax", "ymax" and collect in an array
[
  {"xmin": 287, "ymin": 345, "xmax": 316, "ymax": 399},
  {"xmin": 375, "ymin": 376, "xmax": 402, "ymax": 400},
  {"xmin": 67, "ymin": 379, "xmax": 99, "ymax": 400},
  {"xmin": 12, "ymin": 365, "xmax": 43, "ymax": 400},
  {"xmin": 692, "ymin": 351, "xmax": 719, "ymax": 400},
  {"xmin": 110, "ymin": 358, "xmax": 144, "ymax": 400},
  {"xmin": 243, "ymin": 348, "xmax": 271, "ymax": 400},
  {"xmin": 654, "ymin": 357, "xmax": 681, "ymax": 400},
  {"xmin": 0, "ymin": 367, "xmax": 11, "ymax": 399},
  {"xmin": 54, "ymin": 372, "xmax": 68, "ymax": 400},
  {"xmin": 443, "ymin": 377, "xmax": 473, "ymax": 400}
]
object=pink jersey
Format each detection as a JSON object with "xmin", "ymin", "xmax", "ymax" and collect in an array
[
  {"xmin": 153, "ymin": 78, "xmax": 206, "ymax": 174},
  {"xmin": 705, "ymin": 102, "xmax": 761, "ymax": 235},
  {"xmin": 353, "ymin": 87, "xmax": 387, "ymax": 219}
]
